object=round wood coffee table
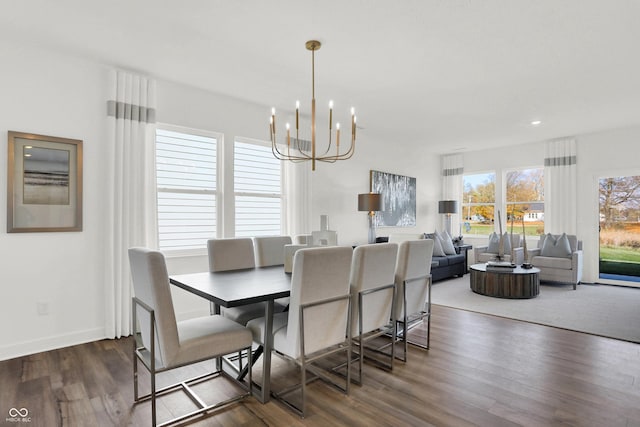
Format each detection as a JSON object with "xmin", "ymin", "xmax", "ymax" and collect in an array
[{"xmin": 469, "ymin": 263, "xmax": 540, "ymax": 299}]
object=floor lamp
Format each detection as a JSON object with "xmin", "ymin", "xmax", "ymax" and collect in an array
[
  {"xmin": 438, "ymin": 200, "xmax": 458, "ymax": 237},
  {"xmin": 358, "ymin": 193, "xmax": 383, "ymax": 244}
]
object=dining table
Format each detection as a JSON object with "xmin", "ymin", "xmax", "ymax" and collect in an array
[{"xmin": 169, "ymin": 265, "xmax": 291, "ymax": 404}]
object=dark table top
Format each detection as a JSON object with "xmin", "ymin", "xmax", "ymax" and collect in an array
[{"xmin": 169, "ymin": 266, "xmax": 291, "ymax": 308}]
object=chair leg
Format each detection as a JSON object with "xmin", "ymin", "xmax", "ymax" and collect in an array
[
  {"xmin": 237, "ymin": 345, "xmax": 263, "ymax": 381},
  {"xmin": 358, "ymin": 335, "xmax": 364, "ymax": 385},
  {"xmin": 301, "ymin": 357, "xmax": 307, "ymax": 418}
]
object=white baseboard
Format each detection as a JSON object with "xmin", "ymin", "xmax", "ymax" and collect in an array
[{"xmin": 0, "ymin": 327, "xmax": 106, "ymax": 362}]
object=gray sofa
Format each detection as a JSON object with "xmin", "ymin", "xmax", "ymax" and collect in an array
[
  {"xmin": 430, "ymin": 250, "xmax": 466, "ymax": 281},
  {"xmin": 378, "ymin": 234, "xmax": 466, "ymax": 281}
]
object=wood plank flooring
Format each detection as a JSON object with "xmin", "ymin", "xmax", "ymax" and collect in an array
[{"xmin": 1, "ymin": 305, "xmax": 639, "ymax": 426}]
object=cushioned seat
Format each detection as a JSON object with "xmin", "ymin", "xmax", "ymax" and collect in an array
[
  {"xmin": 128, "ymin": 248, "xmax": 252, "ymax": 426},
  {"xmin": 528, "ymin": 233, "xmax": 583, "ymax": 290},
  {"xmin": 474, "ymin": 233, "xmax": 524, "ymax": 264}
]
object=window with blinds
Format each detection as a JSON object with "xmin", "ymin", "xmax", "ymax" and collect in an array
[
  {"xmin": 156, "ymin": 127, "xmax": 218, "ymax": 251},
  {"xmin": 234, "ymin": 139, "xmax": 282, "ymax": 237}
]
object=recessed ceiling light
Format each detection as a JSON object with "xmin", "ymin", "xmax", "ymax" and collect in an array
[{"xmin": 531, "ymin": 120, "xmax": 542, "ymax": 126}]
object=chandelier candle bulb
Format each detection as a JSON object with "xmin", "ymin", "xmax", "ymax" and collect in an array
[
  {"xmin": 295, "ymin": 101, "xmax": 299, "ymax": 130},
  {"xmin": 353, "ymin": 116, "xmax": 357, "ymax": 138},
  {"xmin": 286, "ymin": 123, "xmax": 290, "ymax": 146},
  {"xmin": 336, "ymin": 123, "xmax": 340, "ymax": 146},
  {"xmin": 329, "ymin": 100, "xmax": 334, "ymax": 128}
]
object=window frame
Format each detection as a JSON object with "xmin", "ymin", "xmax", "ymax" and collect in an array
[
  {"xmin": 462, "ymin": 170, "xmax": 497, "ymax": 237},
  {"xmin": 233, "ymin": 136, "xmax": 284, "ymax": 237},
  {"xmin": 504, "ymin": 166, "xmax": 545, "ymax": 237},
  {"xmin": 155, "ymin": 123, "xmax": 222, "ymax": 257}
]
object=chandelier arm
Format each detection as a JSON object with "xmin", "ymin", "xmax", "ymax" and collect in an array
[
  {"xmin": 272, "ymin": 137, "xmax": 312, "ymax": 161},
  {"xmin": 319, "ymin": 138, "xmax": 356, "ymax": 160},
  {"xmin": 293, "ymin": 138, "xmax": 313, "ymax": 159}
]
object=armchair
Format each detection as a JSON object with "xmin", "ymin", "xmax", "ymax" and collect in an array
[
  {"xmin": 528, "ymin": 233, "xmax": 583, "ymax": 290},
  {"xmin": 474, "ymin": 232, "xmax": 525, "ymax": 265}
]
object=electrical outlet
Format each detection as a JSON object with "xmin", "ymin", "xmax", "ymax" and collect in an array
[{"xmin": 37, "ymin": 301, "xmax": 49, "ymax": 316}]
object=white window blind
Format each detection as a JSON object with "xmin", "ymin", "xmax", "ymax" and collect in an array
[
  {"xmin": 156, "ymin": 127, "xmax": 218, "ymax": 251},
  {"xmin": 234, "ymin": 140, "xmax": 282, "ymax": 237}
]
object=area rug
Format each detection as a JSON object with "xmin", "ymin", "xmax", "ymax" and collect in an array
[{"xmin": 431, "ymin": 276, "xmax": 640, "ymax": 343}]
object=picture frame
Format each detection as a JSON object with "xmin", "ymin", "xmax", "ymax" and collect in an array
[
  {"xmin": 7, "ymin": 131, "xmax": 83, "ymax": 232},
  {"xmin": 370, "ymin": 169, "xmax": 416, "ymax": 227}
]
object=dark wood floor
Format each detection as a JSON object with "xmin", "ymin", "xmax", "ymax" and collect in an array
[{"xmin": 1, "ymin": 305, "xmax": 639, "ymax": 427}]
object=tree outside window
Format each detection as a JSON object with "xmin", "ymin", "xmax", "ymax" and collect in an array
[
  {"xmin": 462, "ymin": 172, "xmax": 495, "ymax": 235},
  {"xmin": 505, "ymin": 168, "xmax": 544, "ymax": 236}
]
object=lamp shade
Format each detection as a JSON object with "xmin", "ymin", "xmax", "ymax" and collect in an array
[
  {"xmin": 438, "ymin": 200, "xmax": 458, "ymax": 214},
  {"xmin": 358, "ymin": 193, "xmax": 383, "ymax": 212}
]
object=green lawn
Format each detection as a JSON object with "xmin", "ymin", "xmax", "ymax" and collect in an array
[
  {"xmin": 599, "ymin": 245, "xmax": 640, "ymax": 276},
  {"xmin": 599, "ymin": 245, "xmax": 640, "ymax": 262},
  {"xmin": 464, "ymin": 224, "xmax": 542, "ymax": 236}
]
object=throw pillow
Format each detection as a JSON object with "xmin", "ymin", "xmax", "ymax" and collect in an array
[
  {"xmin": 502, "ymin": 232, "xmax": 512, "ymax": 255},
  {"xmin": 540, "ymin": 233, "xmax": 572, "ymax": 258},
  {"xmin": 436, "ymin": 230, "xmax": 457, "ymax": 255},
  {"xmin": 431, "ymin": 234, "xmax": 446, "ymax": 257},
  {"xmin": 486, "ymin": 232, "xmax": 500, "ymax": 253},
  {"xmin": 486, "ymin": 232, "xmax": 512, "ymax": 255}
]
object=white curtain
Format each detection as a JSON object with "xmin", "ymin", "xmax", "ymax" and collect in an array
[
  {"xmin": 105, "ymin": 70, "xmax": 158, "ymax": 338},
  {"xmin": 544, "ymin": 137, "xmax": 577, "ymax": 235},
  {"xmin": 284, "ymin": 161, "xmax": 311, "ymax": 236},
  {"xmin": 441, "ymin": 154, "xmax": 464, "ymax": 236}
]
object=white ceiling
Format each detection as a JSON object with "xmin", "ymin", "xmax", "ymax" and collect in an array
[{"xmin": 2, "ymin": 0, "xmax": 639, "ymax": 153}]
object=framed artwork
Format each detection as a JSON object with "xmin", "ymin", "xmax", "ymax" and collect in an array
[
  {"xmin": 7, "ymin": 131, "xmax": 83, "ymax": 232},
  {"xmin": 370, "ymin": 169, "xmax": 416, "ymax": 227}
]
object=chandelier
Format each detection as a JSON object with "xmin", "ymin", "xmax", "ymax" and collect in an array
[{"xmin": 270, "ymin": 40, "xmax": 356, "ymax": 171}]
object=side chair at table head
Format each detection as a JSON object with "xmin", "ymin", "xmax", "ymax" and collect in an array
[{"xmin": 128, "ymin": 247, "xmax": 253, "ymax": 427}]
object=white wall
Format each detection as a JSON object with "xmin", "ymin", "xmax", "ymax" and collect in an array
[
  {"xmin": 0, "ymin": 41, "xmax": 110, "ymax": 360},
  {"xmin": 309, "ymin": 138, "xmax": 440, "ymax": 246}
]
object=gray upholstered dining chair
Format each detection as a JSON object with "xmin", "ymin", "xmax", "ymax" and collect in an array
[
  {"xmin": 393, "ymin": 239, "xmax": 435, "ymax": 362},
  {"xmin": 207, "ymin": 237, "xmax": 256, "ymax": 272},
  {"xmin": 128, "ymin": 247, "xmax": 253, "ymax": 427},
  {"xmin": 207, "ymin": 238, "xmax": 287, "ymax": 325},
  {"xmin": 253, "ymin": 235, "xmax": 293, "ymax": 308},
  {"xmin": 246, "ymin": 246, "xmax": 353, "ymax": 418},
  {"xmin": 253, "ymin": 235, "xmax": 293, "ymax": 267},
  {"xmin": 207, "ymin": 237, "xmax": 288, "ymax": 380},
  {"xmin": 348, "ymin": 242, "xmax": 398, "ymax": 384}
]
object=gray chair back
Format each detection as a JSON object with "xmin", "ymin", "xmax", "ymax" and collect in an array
[
  {"xmin": 349, "ymin": 243, "xmax": 398, "ymax": 337},
  {"xmin": 276, "ymin": 246, "xmax": 353, "ymax": 359},
  {"xmin": 253, "ymin": 235, "xmax": 293, "ymax": 267},
  {"xmin": 207, "ymin": 238, "xmax": 255, "ymax": 272},
  {"xmin": 128, "ymin": 247, "xmax": 179, "ymax": 367},
  {"xmin": 393, "ymin": 239, "xmax": 434, "ymax": 320}
]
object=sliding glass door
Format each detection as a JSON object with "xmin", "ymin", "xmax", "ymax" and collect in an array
[{"xmin": 598, "ymin": 175, "xmax": 640, "ymax": 286}]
